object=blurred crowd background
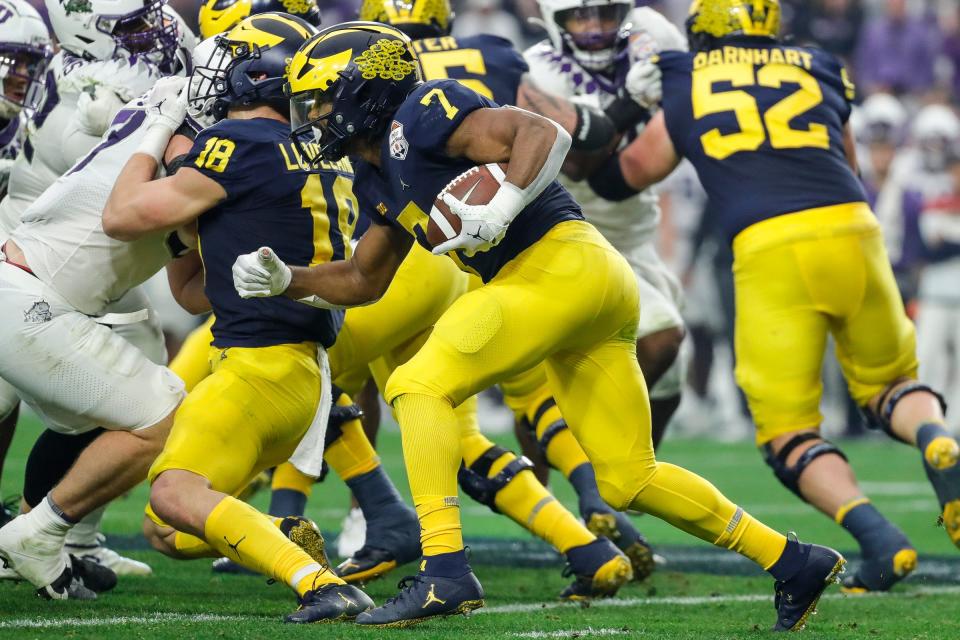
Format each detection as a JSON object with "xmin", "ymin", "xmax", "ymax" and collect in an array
[{"xmin": 23, "ymin": 0, "xmax": 960, "ymax": 438}]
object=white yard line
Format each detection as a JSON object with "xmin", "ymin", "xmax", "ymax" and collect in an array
[
  {"xmin": 511, "ymin": 627, "xmax": 629, "ymax": 638},
  {"xmin": 2, "ymin": 585, "xmax": 958, "ymax": 629}
]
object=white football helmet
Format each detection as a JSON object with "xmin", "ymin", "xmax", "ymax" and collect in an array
[
  {"xmin": 0, "ymin": 0, "xmax": 52, "ymax": 119},
  {"xmin": 534, "ymin": 0, "xmax": 633, "ymax": 72},
  {"xmin": 161, "ymin": 4, "xmax": 198, "ymax": 76},
  {"xmin": 186, "ymin": 35, "xmax": 229, "ymax": 130},
  {"xmin": 44, "ymin": 0, "xmax": 178, "ymax": 65},
  {"xmin": 912, "ymin": 104, "xmax": 960, "ymax": 173},
  {"xmin": 854, "ymin": 93, "xmax": 907, "ymax": 145}
]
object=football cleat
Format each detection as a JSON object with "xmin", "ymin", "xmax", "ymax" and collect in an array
[
  {"xmin": 585, "ymin": 511, "xmax": 656, "ymax": 581},
  {"xmin": 0, "ymin": 513, "xmax": 70, "ymax": 592},
  {"xmin": 355, "ymin": 572, "xmax": 484, "ymax": 628},
  {"xmin": 0, "ymin": 495, "xmax": 17, "ymax": 527},
  {"xmin": 66, "ymin": 533, "xmax": 152, "ymax": 576},
  {"xmin": 942, "ymin": 500, "xmax": 960, "ymax": 549},
  {"xmin": 336, "ymin": 508, "xmax": 366, "ymax": 559},
  {"xmin": 337, "ymin": 546, "xmax": 400, "ymax": 585},
  {"xmin": 772, "ymin": 543, "xmax": 845, "ymax": 632},
  {"xmin": 841, "ymin": 547, "xmax": 917, "ymax": 593},
  {"xmin": 285, "ymin": 582, "xmax": 374, "ymax": 623},
  {"xmin": 559, "ymin": 538, "xmax": 633, "ymax": 601},
  {"xmin": 280, "ymin": 516, "xmax": 333, "ymax": 571},
  {"xmin": 35, "ymin": 561, "xmax": 98, "ymax": 601},
  {"xmin": 68, "ymin": 554, "xmax": 118, "ymax": 593}
]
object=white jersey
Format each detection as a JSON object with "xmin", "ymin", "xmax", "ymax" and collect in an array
[
  {"xmin": 10, "ymin": 95, "xmax": 172, "ymax": 316},
  {"xmin": 523, "ymin": 8, "xmax": 687, "ymax": 256},
  {"xmin": 0, "ymin": 52, "xmax": 161, "ymax": 237}
]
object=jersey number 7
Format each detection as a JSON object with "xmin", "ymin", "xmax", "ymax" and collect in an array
[{"xmin": 692, "ymin": 63, "xmax": 829, "ymax": 160}]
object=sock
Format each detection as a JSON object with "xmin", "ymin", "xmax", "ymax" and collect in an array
[
  {"xmin": 530, "ymin": 400, "xmax": 589, "ymax": 477},
  {"xmin": 32, "ymin": 496, "xmax": 75, "ymax": 536},
  {"xmin": 173, "ymin": 531, "xmax": 220, "ymax": 558},
  {"xmin": 631, "ymin": 462, "xmax": 786, "ymax": 570},
  {"xmin": 836, "ymin": 498, "xmax": 910, "ymax": 559},
  {"xmin": 64, "ymin": 505, "xmax": 106, "ymax": 548},
  {"xmin": 324, "ymin": 417, "xmax": 380, "ymax": 482},
  {"xmin": 269, "ymin": 462, "xmax": 313, "ymax": 518},
  {"xmin": 347, "ymin": 466, "xmax": 418, "ymax": 551},
  {"xmin": 420, "ymin": 549, "xmax": 470, "ymax": 578},
  {"xmin": 917, "ymin": 422, "xmax": 960, "ymax": 506},
  {"xmin": 487, "ymin": 452, "xmax": 594, "ymax": 554},
  {"xmin": 203, "ymin": 496, "xmax": 342, "ymax": 595},
  {"xmin": 568, "ymin": 463, "xmax": 612, "ymax": 520},
  {"xmin": 767, "ymin": 538, "xmax": 806, "ymax": 581},
  {"xmin": 394, "ymin": 393, "xmax": 463, "ymax": 557}
]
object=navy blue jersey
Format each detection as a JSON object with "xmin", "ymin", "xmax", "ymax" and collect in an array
[
  {"xmin": 412, "ymin": 34, "xmax": 527, "ymax": 107},
  {"xmin": 185, "ymin": 118, "xmax": 358, "ymax": 348},
  {"xmin": 355, "ymin": 79, "xmax": 582, "ymax": 282},
  {"xmin": 657, "ymin": 38, "xmax": 867, "ymax": 242}
]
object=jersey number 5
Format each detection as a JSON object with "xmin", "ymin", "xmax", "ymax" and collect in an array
[{"xmin": 692, "ymin": 63, "xmax": 829, "ymax": 160}]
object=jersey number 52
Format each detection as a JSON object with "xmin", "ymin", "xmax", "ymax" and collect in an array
[{"xmin": 692, "ymin": 63, "xmax": 829, "ymax": 160}]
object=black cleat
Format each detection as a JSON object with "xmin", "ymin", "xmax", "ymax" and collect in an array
[
  {"xmin": 841, "ymin": 547, "xmax": 917, "ymax": 593},
  {"xmin": 285, "ymin": 583, "xmax": 374, "ymax": 623},
  {"xmin": 773, "ymin": 543, "xmax": 845, "ymax": 632},
  {"xmin": 211, "ymin": 556, "xmax": 257, "ymax": 575},
  {"xmin": 0, "ymin": 496, "xmax": 17, "ymax": 528},
  {"xmin": 586, "ymin": 511, "xmax": 656, "ymax": 582},
  {"xmin": 559, "ymin": 538, "xmax": 633, "ymax": 601},
  {"xmin": 279, "ymin": 516, "xmax": 332, "ymax": 570},
  {"xmin": 69, "ymin": 554, "xmax": 117, "ymax": 593},
  {"xmin": 355, "ymin": 572, "xmax": 484, "ymax": 628},
  {"xmin": 35, "ymin": 561, "xmax": 97, "ymax": 601},
  {"xmin": 337, "ymin": 546, "xmax": 402, "ymax": 585}
]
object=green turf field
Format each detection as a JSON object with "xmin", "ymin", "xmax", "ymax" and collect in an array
[{"xmin": 1, "ymin": 414, "xmax": 957, "ymax": 638}]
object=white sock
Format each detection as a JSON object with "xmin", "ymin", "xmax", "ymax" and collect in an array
[{"xmin": 30, "ymin": 496, "xmax": 74, "ymax": 539}]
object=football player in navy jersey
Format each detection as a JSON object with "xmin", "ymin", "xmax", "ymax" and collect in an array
[
  {"xmin": 102, "ymin": 13, "xmax": 373, "ymax": 623},
  {"xmin": 233, "ymin": 22, "xmax": 844, "ymax": 630},
  {"xmin": 616, "ymin": 0, "xmax": 960, "ymax": 592}
]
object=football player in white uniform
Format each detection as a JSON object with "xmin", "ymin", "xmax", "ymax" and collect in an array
[
  {"xmin": 0, "ymin": 0, "xmax": 51, "ymax": 527},
  {"xmin": 523, "ymin": 0, "xmax": 688, "ymax": 444},
  {"xmin": 0, "ymin": 75, "xmax": 196, "ymax": 599},
  {"xmin": 0, "ymin": 0, "xmax": 192, "ymax": 580}
]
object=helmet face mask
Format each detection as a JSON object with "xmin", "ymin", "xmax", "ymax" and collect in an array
[
  {"xmin": 0, "ymin": 0, "xmax": 51, "ymax": 119},
  {"xmin": 285, "ymin": 22, "xmax": 423, "ymax": 166},
  {"xmin": 536, "ymin": 0, "xmax": 632, "ymax": 73},
  {"xmin": 187, "ymin": 35, "xmax": 231, "ymax": 127}
]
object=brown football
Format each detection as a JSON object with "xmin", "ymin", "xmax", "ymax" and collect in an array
[{"xmin": 427, "ymin": 163, "xmax": 508, "ymax": 248}]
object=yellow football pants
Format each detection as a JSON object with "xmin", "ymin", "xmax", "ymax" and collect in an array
[
  {"xmin": 169, "ymin": 315, "xmax": 215, "ymax": 393},
  {"xmin": 732, "ymin": 203, "xmax": 919, "ymax": 444},
  {"xmin": 148, "ymin": 342, "xmax": 322, "ymax": 491}
]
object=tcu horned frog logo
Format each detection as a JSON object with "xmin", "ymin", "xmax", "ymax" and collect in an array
[
  {"xmin": 24, "ymin": 300, "xmax": 52, "ymax": 324},
  {"xmin": 389, "ymin": 120, "xmax": 408, "ymax": 160}
]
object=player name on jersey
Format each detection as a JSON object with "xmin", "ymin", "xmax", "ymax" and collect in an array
[{"xmin": 692, "ymin": 46, "xmax": 814, "ymax": 70}]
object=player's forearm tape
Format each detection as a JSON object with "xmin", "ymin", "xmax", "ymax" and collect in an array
[
  {"xmin": 571, "ymin": 103, "xmax": 616, "ymax": 151},
  {"xmin": 135, "ymin": 124, "xmax": 175, "ymax": 162},
  {"xmin": 296, "ymin": 294, "xmax": 348, "ymax": 310},
  {"xmin": 164, "ymin": 153, "xmax": 188, "ymax": 175},
  {"xmin": 587, "ymin": 152, "xmax": 640, "ymax": 202},
  {"xmin": 604, "ymin": 96, "xmax": 651, "ymax": 133},
  {"xmin": 515, "ymin": 120, "xmax": 572, "ymax": 209}
]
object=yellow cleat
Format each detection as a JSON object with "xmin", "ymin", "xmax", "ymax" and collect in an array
[{"xmin": 942, "ymin": 500, "xmax": 960, "ymax": 549}]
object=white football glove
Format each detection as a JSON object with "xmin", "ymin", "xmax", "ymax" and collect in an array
[
  {"xmin": 233, "ymin": 247, "xmax": 292, "ymax": 299},
  {"xmin": 76, "ymin": 89, "xmax": 127, "ymax": 137},
  {"xmin": 434, "ymin": 183, "xmax": 524, "ymax": 256},
  {"xmin": 135, "ymin": 76, "xmax": 189, "ymax": 160},
  {"xmin": 625, "ymin": 60, "xmax": 663, "ymax": 110}
]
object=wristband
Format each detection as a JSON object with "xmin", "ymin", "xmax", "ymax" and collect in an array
[{"xmin": 135, "ymin": 124, "xmax": 175, "ymax": 162}]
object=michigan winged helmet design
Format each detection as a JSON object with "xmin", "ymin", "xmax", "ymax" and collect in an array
[
  {"xmin": 197, "ymin": 0, "xmax": 321, "ymax": 40},
  {"xmin": 357, "ymin": 0, "xmax": 453, "ymax": 39},
  {"xmin": 685, "ymin": 0, "xmax": 781, "ymax": 52},
  {"xmin": 189, "ymin": 11, "xmax": 317, "ymax": 123},
  {"xmin": 286, "ymin": 21, "xmax": 423, "ymax": 165}
]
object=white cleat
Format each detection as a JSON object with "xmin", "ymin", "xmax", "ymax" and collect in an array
[
  {"xmin": 0, "ymin": 513, "xmax": 71, "ymax": 591},
  {"xmin": 66, "ymin": 534, "xmax": 152, "ymax": 576},
  {"xmin": 0, "ymin": 562, "xmax": 20, "ymax": 580},
  {"xmin": 336, "ymin": 507, "xmax": 366, "ymax": 559}
]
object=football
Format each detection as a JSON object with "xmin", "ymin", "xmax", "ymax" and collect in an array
[{"xmin": 427, "ymin": 163, "xmax": 508, "ymax": 247}]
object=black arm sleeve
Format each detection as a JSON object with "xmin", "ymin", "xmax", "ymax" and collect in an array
[
  {"xmin": 587, "ymin": 152, "xmax": 640, "ymax": 202},
  {"xmin": 571, "ymin": 103, "xmax": 617, "ymax": 151}
]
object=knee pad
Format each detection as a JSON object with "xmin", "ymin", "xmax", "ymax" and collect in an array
[
  {"xmin": 530, "ymin": 398, "xmax": 568, "ymax": 458},
  {"xmin": 762, "ymin": 433, "xmax": 848, "ymax": 499},
  {"xmin": 457, "ymin": 445, "xmax": 533, "ymax": 512},
  {"xmin": 863, "ymin": 381, "xmax": 948, "ymax": 443}
]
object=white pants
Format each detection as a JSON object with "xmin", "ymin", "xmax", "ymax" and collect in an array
[
  {"xmin": 626, "ymin": 242, "xmax": 686, "ymax": 399},
  {"xmin": 917, "ymin": 299, "xmax": 960, "ymax": 432},
  {"xmin": 0, "ymin": 262, "xmax": 183, "ymax": 435}
]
